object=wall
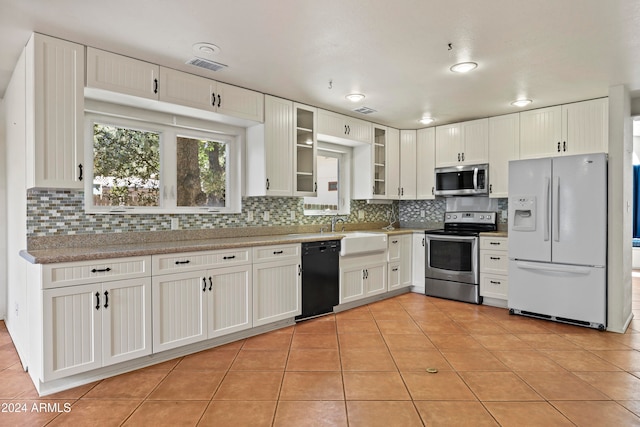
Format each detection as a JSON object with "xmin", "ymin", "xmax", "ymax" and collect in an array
[
  {"xmin": 27, "ymin": 189, "xmax": 395, "ymax": 238},
  {"xmin": 0, "ymin": 96, "xmax": 6, "ymax": 320}
]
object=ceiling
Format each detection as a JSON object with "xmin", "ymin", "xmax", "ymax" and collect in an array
[{"xmin": 2, "ymin": 0, "xmax": 640, "ymax": 129}]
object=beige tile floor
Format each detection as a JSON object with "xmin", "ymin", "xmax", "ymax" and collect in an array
[{"xmin": 3, "ymin": 277, "xmax": 640, "ymax": 426}]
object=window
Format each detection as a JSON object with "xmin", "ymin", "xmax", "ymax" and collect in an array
[
  {"xmin": 85, "ymin": 107, "xmax": 241, "ymax": 214},
  {"xmin": 304, "ymin": 144, "xmax": 350, "ymax": 215}
]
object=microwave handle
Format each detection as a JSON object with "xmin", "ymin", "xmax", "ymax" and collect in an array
[{"xmin": 473, "ymin": 167, "xmax": 478, "ymax": 190}]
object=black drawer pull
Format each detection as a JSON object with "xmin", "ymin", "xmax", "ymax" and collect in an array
[
  {"xmin": 202, "ymin": 277, "xmax": 207, "ymax": 292},
  {"xmin": 78, "ymin": 164, "xmax": 83, "ymax": 181},
  {"xmin": 175, "ymin": 260, "xmax": 191, "ymax": 265},
  {"xmin": 104, "ymin": 291, "xmax": 109, "ymax": 309},
  {"xmin": 273, "ymin": 250, "xmax": 284, "ymax": 255},
  {"xmin": 392, "ymin": 240, "xmax": 398, "ymax": 244},
  {"xmin": 95, "ymin": 292, "xmax": 100, "ymax": 310},
  {"xmin": 209, "ymin": 277, "xmax": 213, "ymax": 291},
  {"xmin": 223, "ymin": 255, "xmax": 236, "ymax": 260},
  {"xmin": 392, "ymin": 267, "xmax": 399, "ymax": 272},
  {"xmin": 490, "ymin": 280, "xmax": 502, "ymax": 285},
  {"xmin": 489, "ymin": 257, "xmax": 502, "ymax": 260},
  {"xmin": 91, "ymin": 267, "xmax": 111, "ymax": 273},
  {"xmin": 489, "ymin": 242, "xmax": 501, "ymax": 245}
]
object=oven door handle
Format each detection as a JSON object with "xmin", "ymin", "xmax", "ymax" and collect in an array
[
  {"xmin": 425, "ymin": 234, "xmax": 478, "ymax": 243},
  {"xmin": 473, "ymin": 167, "xmax": 478, "ymax": 190}
]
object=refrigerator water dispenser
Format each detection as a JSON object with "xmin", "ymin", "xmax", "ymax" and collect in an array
[{"xmin": 511, "ymin": 196, "xmax": 536, "ymax": 231}]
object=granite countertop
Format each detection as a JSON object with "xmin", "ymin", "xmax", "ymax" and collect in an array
[{"xmin": 20, "ymin": 228, "xmax": 419, "ymax": 265}]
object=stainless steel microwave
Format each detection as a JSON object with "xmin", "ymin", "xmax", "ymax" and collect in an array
[{"xmin": 434, "ymin": 164, "xmax": 489, "ymax": 197}]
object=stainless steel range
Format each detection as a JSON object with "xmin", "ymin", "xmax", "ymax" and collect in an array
[{"xmin": 425, "ymin": 211, "xmax": 497, "ymax": 304}]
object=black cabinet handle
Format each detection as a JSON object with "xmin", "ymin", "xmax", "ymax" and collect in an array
[
  {"xmin": 422, "ymin": 238, "xmax": 425, "ymax": 247},
  {"xmin": 490, "ymin": 280, "xmax": 502, "ymax": 285},
  {"xmin": 363, "ymin": 270, "xmax": 366, "ymax": 280},
  {"xmin": 392, "ymin": 240, "xmax": 398, "ymax": 244},
  {"xmin": 344, "ymin": 125, "xmax": 348, "ymax": 135},
  {"xmin": 175, "ymin": 260, "xmax": 191, "ymax": 265},
  {"xmin": 458, "ymin": 153, "xmax": 461, "ymax": 162},
  {"xmin": 95, "ymin": 292, "xmax": 100, "ymax": 310},
  {"xmin": 209, "ymin": 277, "xmax": 213, "ymax": 291},
  {"xmin": 401, "ymin": 187, "xmax": 404, "ymax": 196},
  {"xmin": 563, "ymin": 141, "xmax": 567, "ymax": 152},
  {"xmin": 202, "ymin": 277, "xmax": 207, "ymax": 292},
  {"xmin": 266, "ymin": 178, "xmax": 270, "ymax": 190},
  {"xmin": 489, "ymin": 242, "xmax": 501, "ymax": 245},
  {"xmin": 314, "ymin": 182, "xmax": 318, "ymax": 192},
  {"xmin": 212, "ymin": 93, "xmax": 216, "ymax": 106},
  {"xmin": 217, "ymin": 94, "xmax": 221, "ymax": 108},
  {"xmin": 223, "ymin": 255, "xmax": 236, "ymax": 260},
  {"xmin": 78, "ymin": 164, "xmax": 83, "ymax": 181},
  {"xmin": 153, "ymin": 78, "xmax": 158, "ymax": 94},
  {"xmin": 432, "ymin": 186, "xmax": 434, "ymax": 195},
  {"xmin": 104, "ymin": 291, "xmax": 109, "ymax": 309},
  {"xmin": 273, "ymin": 250, "xmax": 284, "ymax": 255},
  {"xmin": 298, "ymin": 265, "xmax": 302, "ymax": 276},
  {"xmin": 91, "ymin": 267, "xmax": 112, "ymax": 273},
  {"xmin": 392, "ymin": 267, "xmax": 399, "ymax": 272},
  {"xmin": 489, "ymin": 184, "xmax": 493, "ymax": 193},
  {"xmin": 461, "ymin": 152, "xmax": 465, "ymax": 162},
  {"xmin": 490, "ymin": 257, "xmax": 502, "ymax": 260},
  {"xmin": 557, "ymin": 142, "xmax": 561, "ymax": 152}
]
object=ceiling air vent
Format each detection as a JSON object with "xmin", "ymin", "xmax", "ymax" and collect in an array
[
  {"xmin": 185, "ymin": 57, "xmax": 228, "ymax": 72},
  {"xmin": 352, "ymin": 106, "xmax": 377, "ymax": 115}
]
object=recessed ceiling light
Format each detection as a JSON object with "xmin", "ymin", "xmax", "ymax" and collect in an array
[
  {"xmin": 450, "ymin": 62, "xmax": 478, "ymax": 73},
  {"xmin": 511, "ymin": 99, "xmax": 533, "ymax": 107},
  {"xmin": 192, "ymin": 42, "xmax": 221, "ymax": 57},
  {"xmin": 419, "ymin": 117, "xmax": 435, "ymax": 125},
  {"xmin": 345, "ymin": 93, "xmax": 365, "ymax": 102}
]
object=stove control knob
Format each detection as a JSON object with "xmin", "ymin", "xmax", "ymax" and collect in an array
[
  {"xmin": 479, "ymin": 215, "xmax": 484, "ymax": 219},
  {"xmin": 452, "ymin": 215, "xmax": 457, "ymax": 219},
  {"xmin": 446, "ymin": 215, "xmax": 451, "ymax": 219}
]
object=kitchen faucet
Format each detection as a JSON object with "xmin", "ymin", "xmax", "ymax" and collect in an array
[{"xmin": 331, "ymin": 216, "xmax": 346, "ymax": 232}]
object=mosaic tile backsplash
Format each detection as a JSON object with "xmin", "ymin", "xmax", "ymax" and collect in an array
[{"xmin": 27, "ymin": 189, "xmax": 399, "ymax": 237}]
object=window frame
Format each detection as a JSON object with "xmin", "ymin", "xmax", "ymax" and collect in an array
[
  {"xmin": 84, "ymin": 107, "xmax": 242, "ymax": 214},
  {"xmin": 303, "ymin": 143, "xmax": 351, "ymax": 216}
]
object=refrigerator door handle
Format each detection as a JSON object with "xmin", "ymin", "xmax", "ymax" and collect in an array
[
  {"xmin": 544, "ymin": 177, "xmax": 550, "ymax": 241},
  {"xmin": 473, "ymin": 167, "xmax": 478, "ymax": 190},
  {"xmin": 515, "ymin": 261, "xmax": 591, "ymax": 275},
  {"xmin": 553, "ymin": 177, "xmax": 560, "ymax": 242}
]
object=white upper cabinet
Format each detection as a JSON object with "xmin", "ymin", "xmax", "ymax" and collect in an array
[
  {"xmin": 246, "ymin": 96, "xmax": 294, "ymax": 196},
  {"xmin": 27, "ymin": 34, "xmax": 85, "ymax": 189},
  {"xmin": 435, "ymin": 118, "xmax": 488, "ymax": 167},
  {"xmin": 87, "ymin": 48, "xmax": 263, "ymax": 123},
  {"xmin": 519, "ymin": 105, "xmax": 562, "ymax": 159},
  {"xmin": 354, "ymin": 125, "xmax": 399, "ymax": 200},
  {"xmin": 416, "ymin": 127, "xmax": 436, "ymax": 199},
  {"xmin": 488, "ymin": 113, "xmax": 520, "ymax": 198},
  {"xmin": 317, "ymin": 109, "xmax": 372, "ymax": 145},
  {"xmin": 519, "ymin": 98, "xmax": 608, "ymax": 159},
  {"xmin": 561, "ymin": 98, "xmax": 608, "ymax": 155},
  {"xmin": 293, "ymin": 103, "xmax": 317, "ymax": 196},
  {"xmin": 86, "ymin": 47, "xmax": 159, "ymax": 100},
  {"xmin": 399, "ymin": 130, "xmax": 417, "ymax": 199}
]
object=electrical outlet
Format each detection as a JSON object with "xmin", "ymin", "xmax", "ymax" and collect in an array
[
  {"xmin": 501, "ymin": 209, "xmax": 508, "ymax": 219},
  {"xmin": 171, "ymin": 218, "xmax": 179, "ymax": 230},
  {"xmin": 290, "ymin": 210, "xmax": 296, "ymax": 221},
  {"xmin": 420, "ymin": 209, "xmax": 426, "ymax": 218},
  {"xmin": 358, "ymin": 210, "xmax": 365, "ymax": 220},
  {"xmin": 247, "ymin": 211, "xmax": 253, "ymax": 221},
  {"xmin": 263, "ymin": 211, "xmax": 270, "ymax": 221}
]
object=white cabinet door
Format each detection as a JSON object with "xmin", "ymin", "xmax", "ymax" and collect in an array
[
  {"xmin": 519, "ymin": 106, "xmax": 562, "ymax": 159},
  {"xmin": 460, "ymin": 118, "xmax": 489, "ymax": 165},
  {"xmin": 216, "ymin": 82, "xmax": 264, "ymax": 123},
  {"xmin": 562, "ymin": 98, "xmax": 608, "ymax": 155},
  {"xmin": 435, "ymin": 123, "xmax": 461, "ymax": 167},
  {"xmin": 340, "ymin": 264, "xmax": 366, "ymax": 304},
  {"xmin": 388, "ymin": 263, "xmax": 401, "ymax": 291},
  {"xmin": 346, "ymin": 117, "xmax": 373, "ymax": 144},
  {"xmin": 400, "ymin": 130, "xmax": 417, "ymax": 199},
  {"xmin": 30, "ymin": 34, "xmax": 85, "ymax": 189},
  {"xmin": 317, "ymin": 110, "xmax": 372, "ymax": 144},
  {"xmin": 293, "ymin": 103, "xmax": 317, "ymax": 196},
  {"xmin": 252, "ymin": 258, "xmax": 301, "ymax": 327},
  {"xmin": 364, "ymin": 263, "xmax": 387, "ymax": 297},
  {"xmin": 411, "ymin": 233, "xmax": 426, "ymax": 290},
  {"xmin": 158, "ymin": 67, "xmax": 214, "ymax": 110},
  {"xmin": 246, "ymin": 96, "xmax": 294, "ymax": 196},
  {"xmin": 152, "ymin": 271, "xmax": 207, "ymax": 353},
  {"xmin": 102, "ymin": 278, "xmax": 152, "ymax": 366},
  {"xmin": 387, "ymin": 236, "xmax": 402, "ymax": 262},
  {"xmin": 488, "ymin": 114, "xmax": 520, "ymax": 198},
  {"xmin": 400, "ymin": 235, "xmax": 413, "ymax": 288},
  {"xmin": 317, "ymin": 109, "xmax": 347, "ymax": 139},
  {"xmin": 43, "ymin": 284, "xmax": 102, "ymax": 381},
  {"xmin": 385, "ymin": 127, "xmax": 400, "ymax": 199},
  {"xmin": 86, "ymin": 47, "xmax": 159, "ymax": 100},
  {"xmin": 207, "ymin": 265, "xmax": 252, "ymax": 338},
  {"xmin": 416, "ymin": 128, "xmax": 436, "ymax": 199}
]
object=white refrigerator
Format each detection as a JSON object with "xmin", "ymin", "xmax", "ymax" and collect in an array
[{"xmin": 508, "ymin": 153, "xmax": 607, "ymax": 329}]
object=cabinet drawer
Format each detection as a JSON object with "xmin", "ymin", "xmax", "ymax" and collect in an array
[
  {"xmin": 387, "ymin": 237, "xmax": 401, "ymax": 262},
  {"xmin": 480, "ymin": 273, "xmax": 508, "ymax": 299},
  {"xmin": 252, "ymin": 244, "xmax": 300, "ymax": 263},
  {"xmin": 43, "ymin": 256, "xmax": 151, "ymax": 289},
  {"xmin": 480, "ymin": 250, "xmax": 508, "ymax": 274},
  {"xmin": 480, "ymin": 237, "xmax": 508, "ymax": 251},
  {"xmin": 152, "ymin": 248, "xmax": 251, "ymax": 275}
]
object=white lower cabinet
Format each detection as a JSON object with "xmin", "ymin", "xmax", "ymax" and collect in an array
[
  {"xmin": 152, "ymin": 248, "xmax": 254, "ymax": 353},
  {"xmin": 252, "ymin": 244, "xmax": 302, "ymax": 327},
  {"xmin": 412, "ymin": 233, "xmax": 426, "ymax": 291},
  {"xmin": 43, "ymin": 277, "xmax": 152, "ymax": 381},
  {"xmin": 479, "ymin": 236, "xmax": 509, "ymax": 305},
  {"xmin": 340, "ymin": 252, "xmax": 387, "ymax": 304},
  {"xmin": 387, "ymin": 234, "xmax": 412, "ymax": 291}
]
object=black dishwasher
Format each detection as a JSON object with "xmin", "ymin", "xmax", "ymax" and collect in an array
[{"xmin": 295, "ymin": 240, "xmax": 341, "ymax": 321}]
